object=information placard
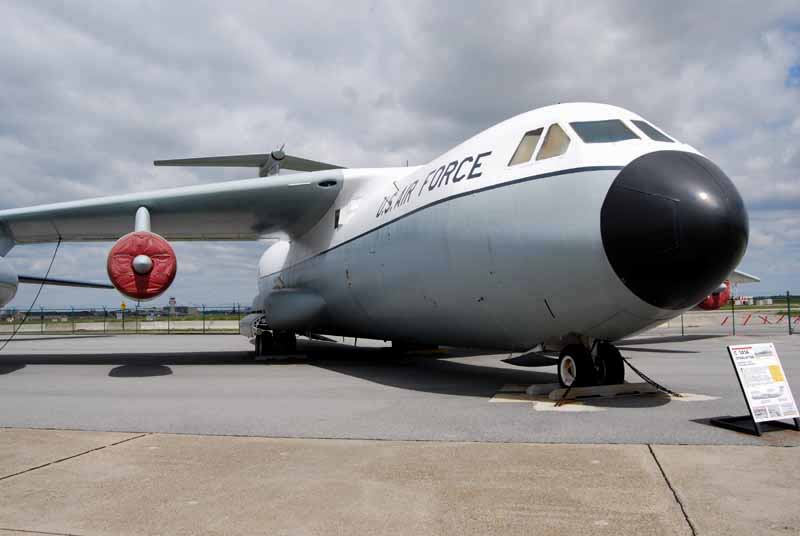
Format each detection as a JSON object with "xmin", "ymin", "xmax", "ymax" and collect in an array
[{"xmin": 727, "ymin": 343, "xmax": 798, "ymax": 423}]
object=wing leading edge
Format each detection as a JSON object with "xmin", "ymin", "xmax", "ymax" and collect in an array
[
  {"xmin": 0, "ymin": 169, "xmax": 344, "ymax": 247},
  {"xmin": 18, "ymin": 274, "xmax": 113, "ymax": 289},
  {"xmin": 154, "ymin": 153, "xmax": 345, "ymax": 176}
]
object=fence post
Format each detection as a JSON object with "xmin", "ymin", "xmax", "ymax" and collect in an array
[
  {"xmin": 788, "ymin": 291, "xmax": 793, "ymax": 336},
  {"xmin": 71, "ymin": 306, "xmax": 75, "ymax": 335},
  {"xmin": 40, "ymin": 306, "xmax": 44, "ymax": 335},
  {"xmin": 103, "ymin": 307, "xmax": 107, "ymax": 334},
  {"xmin": 731, "ymin": 297, "xmax": 736, "ymax": 336},
  {"xmin": 167, "ymin": 306, "xmax": 171, "ymax": 334},
  {"xmin": 135, "ymin": 305, "xmax": 139, "ymax": 334},
  {"xmin": 202, "ymin": 305, "xmax": 206, "ymax": 334},
  {"xmin": 680, "ymin": 314, "xmax": 684, "ymax": 337}
]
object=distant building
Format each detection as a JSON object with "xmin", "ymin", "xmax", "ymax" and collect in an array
[
  {"xmin": 734, "ymin": 296, "xmax": 754, "ymax": 306},
  {"xmin": 161, "ymin": 305, "xmax": 199, "ymax": 316}
]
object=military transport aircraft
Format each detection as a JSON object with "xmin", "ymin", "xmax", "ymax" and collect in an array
[{"xmin": 0, "ymin": 103, "xmax": 754, "ymax": 387}]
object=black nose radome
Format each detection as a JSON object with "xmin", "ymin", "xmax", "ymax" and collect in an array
[{"xmin": 601, "ymin": 150, "xmax": 749, "ymax": 310}]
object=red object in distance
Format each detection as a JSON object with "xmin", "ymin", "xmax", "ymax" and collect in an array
[
  {"xmin": 106, "ymin": 231, "xmax": 177, "ymax": 300},
  {"xmin": 697, "ymin": 279, "xmax": 731, "ymax": 310}
]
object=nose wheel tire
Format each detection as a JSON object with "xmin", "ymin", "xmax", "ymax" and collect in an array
[{"xmin": 558, "ymin": 344, "xmax": 594, "ymax": 388}]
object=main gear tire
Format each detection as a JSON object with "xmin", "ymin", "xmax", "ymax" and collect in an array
[
  {"xmin": 597, "ymin": 342, "xmax": 625, "ymax": 385},
  {"xmin": 273, "ymin": 331, "xmax": 296, "ymax": 354},
  {"xmin": 558, "ymin": 344, "xmax": 596, "ymax": 388}
]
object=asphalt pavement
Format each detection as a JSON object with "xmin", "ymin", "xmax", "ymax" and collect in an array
[{"xmin": 0, "ymin": 331, "xmax": 798, "ymax": 445}]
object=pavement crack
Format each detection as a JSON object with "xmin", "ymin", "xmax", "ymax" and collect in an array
[
  {"xmin": 0, "ymin": 528, "xmax": 83, "ymax": 536},
  {"xmin": 648, "ymin": 444, "xmax": 697, "ymax": 536},
  {"xmin": 0, "ymin": 433, "xmax": 148, "ymax": 483}
]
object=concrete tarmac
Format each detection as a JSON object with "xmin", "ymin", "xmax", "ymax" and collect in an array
[
  {"xmin": 0, "ymin": 333, "xmax": 798, "ymax": 445},
  {"xmin": 1, "ymin": 428, "xmax": 798, "ymax": 536},
  {"xmin": 0, "ymin": 332, "xmax": 798, "ymax": 534}
]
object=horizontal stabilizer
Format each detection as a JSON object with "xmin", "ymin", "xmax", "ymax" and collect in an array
[
  {"xmin": 154, "ymin": 153, "xmax": 345, "ymax": 175},
  {"xmin": 18, "ymin": 274, "xmax": 114, "ymax": 289},
  {"xmin": 730, "ymin": 269, "xmax": 760, "ymax": 285}
]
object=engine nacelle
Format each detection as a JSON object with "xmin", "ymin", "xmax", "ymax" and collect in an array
[
  {"xmin": 107, "ymin": 231, "xmax": 177, "ymax": 300},
  {"xmin": 0, "ymin": 257, "xmax": 19, "ymax": 308},
  {"xmin": 697, "ymin": 280, "xmax": 731, "ymax": 310}
]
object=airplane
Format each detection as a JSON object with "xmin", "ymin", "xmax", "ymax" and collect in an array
[
  {"xmin": 696, "ymin": 271, "xmax": 759, "ymax": 310},
  {"xmin": 0, "ymin": 102, "xmax": 752, "ymax": 388}
]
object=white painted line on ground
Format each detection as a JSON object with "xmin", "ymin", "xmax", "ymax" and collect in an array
[
  {"xmin": 532, "ymin": 400, "xmax": 606, "ymax": 412},
  {"xmin": 488, "ymin": 393, "xmax": 535, "ymax": 403},
  {"xmin": 670, "ymin": 393, "xmax": 719, "ymax": 402}
]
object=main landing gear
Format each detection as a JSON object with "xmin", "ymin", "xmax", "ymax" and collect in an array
[
  {"xmin": 557, "ymin": 341, "xmax": 624, "ymax": 388},
  {"xmin": 254, "ymin": 330, "xmax": 297, "ymax": 357}
]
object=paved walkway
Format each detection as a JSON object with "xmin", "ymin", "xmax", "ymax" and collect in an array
[{"xmin": 0, "ymin": 428, "xmax": 797, "ymax": 535}]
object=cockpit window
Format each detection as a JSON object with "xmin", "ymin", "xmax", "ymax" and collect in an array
[
  {"xmin": 632, "ymin": 120, "xmax": 674, "ymax": 143},
  {"xmin": 570, "ymin": 119, "xmax": 639, "ymax": 143},
  {"xmin": 536, "ymin": 124, "xmax": 571, "ymax": 160},
  {"xmin": 508, "ymin": 128, "xmax": 542, "ymax": 166}
]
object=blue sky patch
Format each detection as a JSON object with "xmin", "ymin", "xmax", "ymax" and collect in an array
[{"xmin": 788, "ymin": 65, "xmax": 800, "ymax": 87}]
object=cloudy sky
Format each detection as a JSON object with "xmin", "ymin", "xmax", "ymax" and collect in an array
[{"xmin": 0, "ymin": 1, "xmax": 798, "ymax": 309}]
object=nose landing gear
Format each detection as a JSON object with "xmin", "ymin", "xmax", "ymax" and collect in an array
[{"xmin": 557, "ymin": 341, "xmax": 625, "ymax": 388}]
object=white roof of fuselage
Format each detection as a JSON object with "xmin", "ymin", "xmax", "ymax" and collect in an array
[
  {"xmin": 455, "ymin": 102, "xmax": 661, "ymax": 150},
  {"xmin": 501, "ymin": 102, "xmax": 645, "ymax": 132}
]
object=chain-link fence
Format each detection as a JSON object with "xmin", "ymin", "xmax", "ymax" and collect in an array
[
  {"xmin": 1, "ymin": 294, "xmax": 796, "ymax": 337},
  {"xmin": 0, "ymin": 304, "xmax": 248, "ymax": 335},
  {"xmin": 652, "ymin": 293, "xmax": 798, "ymax": 337}
]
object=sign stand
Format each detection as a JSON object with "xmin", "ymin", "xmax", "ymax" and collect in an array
[
  {"xmin": 711, "ymin": 343, "xmax": 800, "ymax": 436},
  {"xmin": 710, "ymin": 415, "xmax": 799, "ymax": 436}
]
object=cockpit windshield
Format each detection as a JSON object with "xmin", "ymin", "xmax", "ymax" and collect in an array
[
  {"xmin": 570, "ymin": 120, "xmax": 639, "ymax": 143},
  {"xmin": 631, "ymin": 120, "xmax": 674, "ymax": 142}
]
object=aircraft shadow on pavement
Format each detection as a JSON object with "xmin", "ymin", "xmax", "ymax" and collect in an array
[
  {"xmin": 0, "ymin": 363, "xmax": 25, "ymax": 375},
  {"xmin": 108, "ymin": 364, "xmax": 173, "ymax": 378},
  {"xmin": 0, "ymin": 341, "xmax": 558, "ymax": 397},
  {"xmin": 576, "ymin": 391, "xmax": 672, "ymax": 409},
  {"xmin": 616, "ymin": 333, "xmax": 726, "ymax": 345},
  {"xmin": 502, "ymin": 352, "xmax": 558, "ymax": 367},
  {"xmin": 0, "ymin": 340, "xmax": 680, "ymax": 403},
  {"xmin": 296, "ymin": 341, "xmax": 560, "ymax": 397},
  {"xmin": 0, "ymin": 335, "xmax": 112, "ymax": 343},
  {"xmin": 617, "ymin": 346, "xmax": 699, "ymax": 354},
  {"xmin": 0, "ymin": 351, "xmax": 255, "ymax": 367}
]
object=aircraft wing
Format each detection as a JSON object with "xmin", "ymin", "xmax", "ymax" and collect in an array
[
  {"xmin": 18, "ymin": 274, "xmax": 114, "ymax": 289},
  {"xmin": 0, "ymin": 170, "xmax": 343, "ymax": 246},
  {"xmin": 730, "ymin": 269, "xmax": 760, "ymax": 285}
]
